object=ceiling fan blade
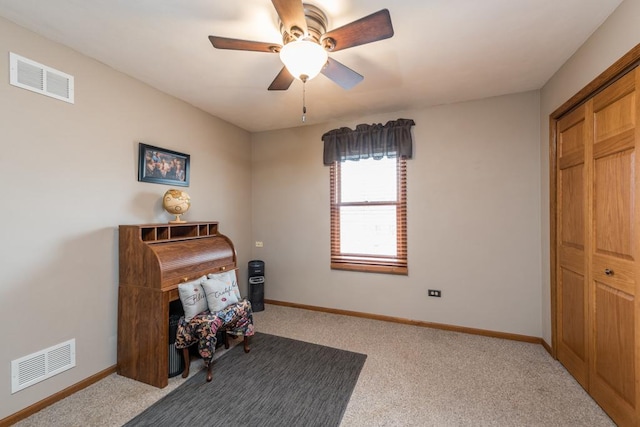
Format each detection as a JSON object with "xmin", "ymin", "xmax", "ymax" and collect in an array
[
  {"xmin": 268, "ymin": 67, "xmax": 295, "ymax": 91},
  {"xmin": 209, "ymin": 36, "xmax": 281, "ymax": 53},
  {"xmin": 321, "ymin": 57, "xmax": 364, "ymax": 90},
  {"xmin": 271, "ymin": 0, "xmax": 308, "ymax": 37},
  {"xmin": 321, "ymin": 9, "xmax": 394, "ymax": 52}
]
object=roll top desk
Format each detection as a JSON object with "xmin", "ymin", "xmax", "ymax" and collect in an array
[{"xmin": 117, "ymin": 221, "xmax": 236, "ymax": 388}]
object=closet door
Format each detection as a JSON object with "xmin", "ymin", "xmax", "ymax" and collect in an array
[
  {"xmin": 588, "ymin": 68, "xmax": 639, "ymax": 426},
  {"xmin": 556, "ymin": 105, "xmax": 589, "ymax": 389}
]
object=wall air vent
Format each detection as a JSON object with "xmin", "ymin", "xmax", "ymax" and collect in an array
[
  {"xmin": 9, "ymin": 52, "xmax": 74, "ymax": 103},
  {"xmin": 11, "ymin": 339, "xmax": 76, "ymax": 393}
]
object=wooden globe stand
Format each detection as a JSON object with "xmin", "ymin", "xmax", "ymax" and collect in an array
[{"xmin": 169, "ymin": 214, "xmax": 186, "ymax": 224}]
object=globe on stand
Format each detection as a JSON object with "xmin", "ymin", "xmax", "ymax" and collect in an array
[{"xmin": 162, "ymin": 189, "xmax": 191, "ymax": 223}]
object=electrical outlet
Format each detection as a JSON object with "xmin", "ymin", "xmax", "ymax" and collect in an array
[
  {"xmin": 255, "ymin": 241, "xmax": 263, "ymax": 248},
  {"xmin": 428, "ymin": 289, "xmax": 442, "ymax": 297}
]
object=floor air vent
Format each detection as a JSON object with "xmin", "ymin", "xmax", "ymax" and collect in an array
[
  {"xmin": 11, "ymin": 339, "xmax": 76, "ymax": 394},
  {"xmin": 9, "ymin": 52, "xmax": 74, "ymax": 103}
]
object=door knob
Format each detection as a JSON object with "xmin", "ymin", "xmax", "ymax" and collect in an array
[{"xmin": 604, "ymin": 268, "xmax": 614, "ymax": 276}]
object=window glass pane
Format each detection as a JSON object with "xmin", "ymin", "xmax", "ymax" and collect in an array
[
  {"xmin": 340, "ymin": 157, "xmax": 397, "ymax": 202},
  {"xmin": 340, "ymin": 205, "xmax": 397, "ymax": 256}
]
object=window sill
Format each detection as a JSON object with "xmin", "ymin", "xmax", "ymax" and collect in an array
[{"xmin": 331, "ymin": 262, "xmax": 408, "ymax": 275}]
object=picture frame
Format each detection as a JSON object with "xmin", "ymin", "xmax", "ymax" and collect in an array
[{"xmin": 138, "ymin": 143, "xmax": 190, "ymax": 187}]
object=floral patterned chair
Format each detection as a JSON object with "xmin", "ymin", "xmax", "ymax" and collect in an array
[{"xmin": 175, "ymin": 298, "xmax": 255, "ymax": 382}]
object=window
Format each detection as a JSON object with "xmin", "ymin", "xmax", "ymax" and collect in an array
[{"xmin": 330, "ymin": 156, "xmax": 407, "ymax": 274}]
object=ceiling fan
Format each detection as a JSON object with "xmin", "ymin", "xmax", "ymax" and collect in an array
[{"xmin": 208, "ymin": 0, "xmax": 394, "ymax": 91}]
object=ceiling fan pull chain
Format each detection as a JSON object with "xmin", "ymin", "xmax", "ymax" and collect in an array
[{"xmin": 302, "ymin": 78, "xmax": 307, "ymax": 122}]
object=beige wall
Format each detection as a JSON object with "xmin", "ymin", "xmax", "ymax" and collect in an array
[
  {"xmin": 251, "ymin": 91, "xmax": 543, "ymax": 337},
  {"xmin": 539, "ymin": 0, "xmax": 640, "ymax": 344},
  {"xmin": 0, "ymin": 17, "xmax": 251, "ymax": 419},
  {"xmin": 3, "ymin": 0, "xmax": 638, "ymax": 419}
]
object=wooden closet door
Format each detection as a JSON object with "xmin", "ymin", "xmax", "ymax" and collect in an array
[
  {"xmin": 556, "ymin": 105, "xmax": 589, "ymax": 389},
  {"xmin": 588, "ymin": 68, "xmax": 639, "ymax": 426}
]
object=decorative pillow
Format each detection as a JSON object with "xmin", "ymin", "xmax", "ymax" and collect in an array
[
  {"xmin": 202, "ymin": 274, "xmax": 239, "ymax": 312},
  {"xmin": 227, "ymin": 269, "xmax": 241, "ymax": 300},
  {"xmin": 207, "ymin": 269, "xmax": 241, "ymax": 300},
  {"xmin": 177, "ymin": 276, "xmax": 208, "ymax": 321}
]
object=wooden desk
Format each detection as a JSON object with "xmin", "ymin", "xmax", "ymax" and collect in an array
[{"xmin": 117, "ymin": 222, "xmax": 236, "ymax": 388}]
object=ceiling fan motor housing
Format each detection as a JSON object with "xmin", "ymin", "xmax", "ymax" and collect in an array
[{"xmin": 280, "ymin": 3, "xmax": 329, "ymax": 46}]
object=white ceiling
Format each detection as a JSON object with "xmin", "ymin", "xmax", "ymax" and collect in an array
[{"xmin": 0, "ymin": 0, "xmax": 623, "ymax": 132}]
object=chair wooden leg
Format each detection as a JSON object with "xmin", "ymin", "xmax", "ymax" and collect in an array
[
  {"xmin": 243, "ymin": 335, "xmax": 251, "ymax": 353},
  {"xmin": 181, "ymin": 347, "xmax": 190, "ymax": 378},
  {"xmin": 206, "ymin": 362, "xmax": 213, "ymax": 382},
  {"xmin": 223, "ymin": 330, "xmax": 230, "ymax": 349}
]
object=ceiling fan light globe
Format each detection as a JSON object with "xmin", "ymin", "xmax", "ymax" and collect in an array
[{"xmin": 279, "ymin": 40, "xmax": 328, "ymax": 81}]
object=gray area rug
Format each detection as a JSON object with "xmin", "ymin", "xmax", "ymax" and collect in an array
[{"xmin": 123, "ymin": 332, "xmax": 367, "ymax": 427}]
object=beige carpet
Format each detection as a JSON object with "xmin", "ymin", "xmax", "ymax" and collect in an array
[{"xmin": 15, "ymin": 304, "xmax": 614, "ymax": 426}]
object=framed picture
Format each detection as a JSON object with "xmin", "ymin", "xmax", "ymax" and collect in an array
[{"xmin": 138, "ymin": 143, "xmax": 190, "ymax": 187}]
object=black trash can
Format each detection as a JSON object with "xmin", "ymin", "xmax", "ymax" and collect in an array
[
  {"xmin": 168, "ymin": 315, "xmax": 184, "ymax": 377},
  {"xmin": 248, "ymin": 260, "xmax": 265, "ymax": 312}
]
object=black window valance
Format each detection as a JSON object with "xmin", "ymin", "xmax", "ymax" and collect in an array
[{"xmin": 322, "ymin": 118, "xmax": 415, "ymax": 165}]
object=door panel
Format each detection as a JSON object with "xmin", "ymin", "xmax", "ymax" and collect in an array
[
  {"xmin": 594, "ymin": 91, "xmax": 635, "ymax": 142},
  {"xmin": 593, "ymin": 150, "xmax": 634, "ymax": 260},
  {"xmin": 561, "ymin": 164, "xmax": 584, "ymax": 249},
  {"xmin": 592, "ymin": 255, "xmax": 636, "ymax": 295},
  {"xmin": 558, "ymin": 265, "xmax": 587, "ymax": 387},
  {"xmin": 561, "ymin": 269, "xmax": 587, "ymax": 356},
  {"xmin": 556, "ymin": 105, "xmax": 588, "ymax": 388},
  {"xmin": 594, "ymin": 282, "xmax": 635, "ymax": 406},
  {"xmin": 588, "ymin": 68, "xmax": 638, "ymax": 427}
]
